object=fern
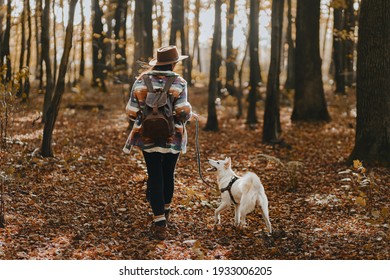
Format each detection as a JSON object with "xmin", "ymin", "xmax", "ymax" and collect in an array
[{"xmin": 339, "ymin": 160, "xmax": 378, "ymax": 214}]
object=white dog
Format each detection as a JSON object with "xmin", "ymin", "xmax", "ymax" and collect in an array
[{"xmin": 208, "ymin": 157, "xmax": 272, "ymax": 233}]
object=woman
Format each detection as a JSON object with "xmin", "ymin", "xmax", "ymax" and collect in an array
[{"xmin": 124, "ymin": 46, "xmax": 195, "ymax": 240}]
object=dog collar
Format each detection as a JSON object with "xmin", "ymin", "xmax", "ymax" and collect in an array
[{"xmin": 221, "ymin": 176, "xmax": 239, "ymax": 204}]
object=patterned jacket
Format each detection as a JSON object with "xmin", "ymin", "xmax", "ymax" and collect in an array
[{"xmin": 124, "ymin": 70, "xmax": 192, "ymax": 154}]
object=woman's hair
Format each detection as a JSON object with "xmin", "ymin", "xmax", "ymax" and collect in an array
[
  {"xmin": 153, "ymin": 63, "xmax": 174, "ymax": 71},
  {"xmin": 137, "ymin": 63, "xmax": 175, "ymax": 79}
]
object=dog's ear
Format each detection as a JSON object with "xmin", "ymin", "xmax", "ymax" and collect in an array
[{"xmin": 224, "ymin": 157, "xmax": 231, "ymax": 169}]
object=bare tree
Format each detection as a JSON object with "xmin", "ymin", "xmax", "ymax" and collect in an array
[{"xmin": 41, "ymin": 0, "xmax": 79, "ymax": 157}]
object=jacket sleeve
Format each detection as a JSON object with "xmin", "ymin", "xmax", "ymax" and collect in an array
[
  {"xmin": 173, "ymin": 80, "xmax": 192, "ymax": 122},
  {"xmin": 125, "ymin": 80, "xmax": 141, "ymax": 121}
]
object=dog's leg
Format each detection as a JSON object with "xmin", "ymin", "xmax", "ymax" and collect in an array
[
  {"xmin": 234, "ymin": 205, "xmax": 241, "ymax": 226},
  {"xmin": 214, "ymin": 201, "xmax": 229, "ymax": 224},
  {"xmin": 259, "ymin": 202, "xmax": 272, "ymax": 233},
  {"xmin": 240, "ymin": 212, "xmax": 247, "ymax": 226}
]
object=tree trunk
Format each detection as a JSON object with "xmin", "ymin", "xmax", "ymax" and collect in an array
[
  {"xmin": 52, "ymin": 0, "xmax": 57, "ymax": 82},
  {"xmin": 284, "ymin": 0, "xmax": 295, "ymax": 90},
  {"xmin": 92, "ymin": 0, "xmax": 107, "ymax": 91},
  {"xmin": 0, "ymin": 0, "xmax": 3, "ymax": 46},
  {"xmin": 79, "ymin": 0, "xmax": 85, "ymax": 78},
  {"xmin": 105, "ymin": 1, "xmax": 114, "ymax": 72},
  {"xmin": 35, "ymin": 0, "xmax": 42, "ymax": 84},
  {"xmin": 71, "ymin": 35, "xmax": 77, "ymax": 87},
  {"xmin": 237, "ymin": 35, "xmax": 249, "ymax": 119},
  {"xmin": 247, "ymin": 0, "xmax": 261, "ymax": 126},
  {"xmin": 263, "ymin": 0, "xmax": 284, "ymax": 143},
  {"xmin": 19, "ymin": 0, "xmax": 26, "ymax": 71},
  {"xmin": 348, "ymin": 0, "xmax": 390, "ymax": 167},
  {"xmin": 344, "ymin": 0, "xmax": 356, "ymax": 86},
  {"xmin": 23, "ymin": 0, "xmax": 32, "ymax": 102},
  {"xmin": 184, "ymin": 0, "xmax": 193, "ymax": 85},
  {"xmin": 291, "ymin": 0, "xmax": 330, "ymax": 122},
  {"xmin": 114, "ymin": 0, "xmax": 128, "ymax": 72},
  {"xmin": 204, "ymin": 0, "xmax": 221, "ymax": 131},
  {"xmin": 41, "ymin": 0, "xmax": 54, "ymax": 122},
  {"xmin": 215, "ymin": 2, "xmax": 222, "ymax": 96},
  {"xmin": 169, "ymin": 0, "xmax": 184, "ymax": 59},
  {"xmin": 1, "ymin": 0, "xmax": 12, "ymax": 82},
  {"xmin": 132, "ymin": 0, "xmax": 153, "ymax": 80},
  {"xmin": 169, "ymin": 0, "xmax": 192, "ymax": 84},
  {"xmin": 143, "ymin": 0, "xmax": 154, "ymax": 62},
  {"xmin": 333, "ymin": 6, "xmax": 346, "ymax": 94},
  {"xmin": 225, "ymin": 0, "xmax": 237, "ymax": 98},
  {"xmin": 41, "ymin": 0, "xmax": 78, "ymax": 157},
  {"xmin": 16, "ymin": 0, "xmax": 27, "ymax": 98},
  {"xmin": 192, "ymin": 0, "xmax": 201, "ymax": 72},
  {"xmin": 156, "ymin": 1, "xmax": 163, "ymax": 47}
]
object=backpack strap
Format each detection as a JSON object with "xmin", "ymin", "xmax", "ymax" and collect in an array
[
  {"xmin": 162, "ymin": 76, "xmax": 177, "ymax": 95},
  {"xmin": 143, "ymin": 75, "xmax": 154, "ymax": 93},
  {"xmin": 143, "ymin": 75, "xmax": 177, "ymax": 94}
]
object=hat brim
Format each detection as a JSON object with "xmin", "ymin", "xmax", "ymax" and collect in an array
[{"xmin": 148, "ymin": 55, "xmax": 189, "ymax": 66}]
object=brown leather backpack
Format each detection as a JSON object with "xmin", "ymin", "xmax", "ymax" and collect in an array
[{"xmin": 141, "ymin": 75, "xmax": 176, "ymax": 139}]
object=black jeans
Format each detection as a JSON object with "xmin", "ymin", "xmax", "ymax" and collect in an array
[{"xmin": 142, "ymin": 151, "xmax": 180, "ymax": 217}]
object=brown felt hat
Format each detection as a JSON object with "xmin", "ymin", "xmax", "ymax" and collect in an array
[{"xmin": 148, "ymin": 45, "xmax": 188, "ymax": 66}]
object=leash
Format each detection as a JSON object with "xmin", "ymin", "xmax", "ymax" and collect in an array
[
  {"xmin": 194, "ymin": 117, "xmax": 237, "ymax": 205},
  {"xmin": 194, "ymin": 117, "xmax": 215, "ymax": 189}
]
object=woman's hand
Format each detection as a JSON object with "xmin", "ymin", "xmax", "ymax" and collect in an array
[{"xmin": 189, "ymin": 112, "xmax": 199, "ymax": 122}]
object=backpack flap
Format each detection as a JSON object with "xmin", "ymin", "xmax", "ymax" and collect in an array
[{"xmin": 145, "ymin": 88, "xmax": 168, "ymax": 109}]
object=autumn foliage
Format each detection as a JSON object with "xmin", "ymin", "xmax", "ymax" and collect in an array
[{"xmin": 0, "ymin": 85, "xmax": 389, "ymax": 259}]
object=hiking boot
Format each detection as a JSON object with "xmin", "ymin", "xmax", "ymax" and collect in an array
[{"xmin": 151, "ymin": 223, "xmax": 167, "ymax": 240}]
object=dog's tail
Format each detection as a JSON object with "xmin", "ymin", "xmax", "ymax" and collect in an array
[{"xmin": 240, "ymin": 172, "xmax": 272, "ymax": 233}]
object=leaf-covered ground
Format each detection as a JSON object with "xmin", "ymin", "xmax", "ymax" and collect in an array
[{"xmin": 1, "ymin": 83, "xmax": 389, "ymax": 260}]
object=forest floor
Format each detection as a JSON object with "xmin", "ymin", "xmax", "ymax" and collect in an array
[{"xmin": 0, "ymin": 81, "xmax": 389, "ymax": 260}]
